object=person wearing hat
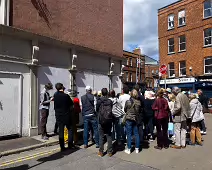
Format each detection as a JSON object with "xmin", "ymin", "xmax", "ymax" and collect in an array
[
  {"xmin": 81, "ymin": 86, "xmax": 99, "ymax": 148},
  {"xmin": 39, "ymin": 83, "xmax": 53, "ymax": 140}
]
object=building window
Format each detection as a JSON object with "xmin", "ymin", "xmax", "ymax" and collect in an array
[
  {"xmin": 168, "ymin": 62, "xmax": 175, "ymax": 77},
  {"xmin": 156, "ymin": 70, "xmax": 159, "ymax": 74},
  {"xmin": 204, "ymin": 0, "xmax": 212, "ymax": 18},
  {"xmin": 168, "ymin": 14, "xmax": 174, "ymax": 30},
  {"xmin": 168, "ymin": 38, "xmax": 175, "ymax": 54},
  {"xmin": 126, "ymin": 72, "xmax": 129, "ymax": 81},
  {"xmin": 152, "ymin": 70, "xmax": 155, "ymax": 74},
  {"xmin": 179, "ymin": 61, "xmax": 186, "ymax": 76},
  {"xmin": 205, "ymin": 57, "xmax": 212, "ymax": 74},
  {"xmin": 179, "ymin": 35, "xmax": 186, "ymax": 51},
  {"xmin": 130, "ymin": 58, "xmax": 133, "ymax": 66},
  {"xmin": 204, "ymin": 28, "xmax": 212, "ymax": 46},
  {"xmin": 126, "ymin": 58, "xmax": 129, "ymax": 65},
  {"xmin": 130, "ymin": 73, "xmax": 132, "ymax": 82},
  {"xmin": 178, "ymin": 10, "xmax": 186, "ymax": 26}
]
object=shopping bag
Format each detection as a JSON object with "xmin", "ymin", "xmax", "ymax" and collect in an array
[
  {"xmin": 64, "ymin": 127, "xmax": 68, "ymax": 143},
  {"xmin": 168, "ymin": 122, "xmax": 174, "ymax": 135}
]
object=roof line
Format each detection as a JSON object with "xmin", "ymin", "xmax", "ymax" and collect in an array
[
  {"xmin": 158, "ymin": 0, "xmax": 182, "ymax": 11},
  {"xmin": 123, "ymin": 50, "xmax": 145, "ymax": 57}
]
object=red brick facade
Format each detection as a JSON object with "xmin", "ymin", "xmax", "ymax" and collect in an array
[
  {"xmin": 145, "ymin": 65, "xmax": 159, "ymax": 88},
  {"xmin": 123, "ymin": 50, "xmax": 145, "ymax": 84},
  {"xmin": 158, "ymin": 0, "xmax": 212, "ymax": 78},
  {"xmin": 11, "ymin": 0, "xmax": 123, "ymax": 57}
]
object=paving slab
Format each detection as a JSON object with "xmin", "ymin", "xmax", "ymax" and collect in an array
[{"xmin": 0, "ymin": 138, "xmax": 41, "ymax": 153}]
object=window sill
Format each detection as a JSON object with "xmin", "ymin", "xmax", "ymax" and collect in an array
[
  {"xmin": 203, "ymin": 45, "xmax": 212, "ymax": 48},
  {"xmin": 178, "ymin": 24, "xmax": 186, "ymax": 28},
  {"xmin": 179, "ymin": 75, "xmax": 187, "ymax": 77},
  {"xmin": 167, "ymin": 28, "xmax": 174, "ymax": 31},
  {"xmin": 168, "ymin": 52, "xmax": 175, "ymax": 55},
  {"xmin": 204, "ymin": 73, "xmax": 212, "ymax": 75},
  {"xmin": 178, "ymin": 50, "xmax": 186, "ymax": 53},
  {"xmin": 203, "ymin": 16, "xmax": 212, "ymax": 20}
]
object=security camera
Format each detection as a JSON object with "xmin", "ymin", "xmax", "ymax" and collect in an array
[
  {"xmin": 189, "ymin": 67, "xmax": 192, "ymax": 72},
  {"xmin": 32, "ymin": 59, "xmax": 38, "ymax": 64},
  {"xmin": 73, "ymin": 54, "xmax": 77, "ymax": 59},
  {"xmin": 33, "ymin": 46, "xmax": 39, "ymax": 51}
]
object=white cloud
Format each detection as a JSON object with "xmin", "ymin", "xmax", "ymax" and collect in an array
[{"xmin": 124, "ymin": 0, "xmax": 177, "ymax": 60}]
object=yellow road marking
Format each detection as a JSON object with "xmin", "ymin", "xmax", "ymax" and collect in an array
[{"xmin": 0, "ymin": 148, "xmax": 60, "ymax": 167}]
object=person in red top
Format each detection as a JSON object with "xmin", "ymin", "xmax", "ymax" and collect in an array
[
  {"xmin": 68, "ymin": 90, "xmax": 81, "ymax": 144},
  {"xmin": 152, "ymin": 89, "xmax": 170, "ymax": 150}
]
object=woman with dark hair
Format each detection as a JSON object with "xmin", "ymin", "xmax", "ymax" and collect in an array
[{"xmin": 152, "ymin": 89, "xmax": 170, "ymax": 150}]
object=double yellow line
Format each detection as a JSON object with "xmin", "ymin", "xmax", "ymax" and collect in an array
[{"xmin": 0, "ymin": 148, "xmax": 60, "ymax": 167}]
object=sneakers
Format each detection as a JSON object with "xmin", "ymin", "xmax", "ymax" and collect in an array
[
  {"xmin": 200, "ymin": 131, "xmax": 207, "ymax": 135},
  {"xmin": 124, "ymin": 148, "xmax": 131, "ymax": 154},
  {"xmin": 135, "ymin": 148, "xmax": 139, "ymax": 153},
  {"xmin": 41, "ymin": 136, "xmax": 49, "ymax": 140},
  {"xmin": 149, "ymin": 136, "xmax": 154, "ymax": 142},
  {"xmin": 84, "ymin": 145, "xmax": 88, "ymax": 149}
]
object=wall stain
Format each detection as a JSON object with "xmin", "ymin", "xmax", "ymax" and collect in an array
[{"xmin": 31, "ymin": 0, "xmax": 52, "ymax": 28}]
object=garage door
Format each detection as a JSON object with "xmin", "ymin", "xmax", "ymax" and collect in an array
[
  {"xmin": 0, "ymin": 73, "xmax": 21, "ymax": 136},
  {"xmin": 38, "ymin": 66, "xmax": 70, "ymax": 133},
  {"xmin": 76, "ymin": 71, "xmax": 94, "ymax": 99}
]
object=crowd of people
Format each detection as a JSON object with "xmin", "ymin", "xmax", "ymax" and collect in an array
[{"xmin": 39, "ymin": 83, "xmax": 209, "ymax": 156}]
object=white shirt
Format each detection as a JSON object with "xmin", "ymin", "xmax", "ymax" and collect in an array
[
  {"xmin": 118, "ymin": 94, "xmax": 130, "ymax": 112},
  {"xmin": 39, "ymin": 88, "xmax": 51, "ymax": 110}
]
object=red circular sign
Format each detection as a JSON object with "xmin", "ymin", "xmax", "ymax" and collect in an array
[{"xmin": 160, "ymin": 64, "xmax": 167, "ymax": 75}]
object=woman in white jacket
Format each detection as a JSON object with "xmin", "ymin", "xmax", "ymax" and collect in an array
[{"xmin": 189, "ymin": 94, "xmax": 204, "ymax": 145}]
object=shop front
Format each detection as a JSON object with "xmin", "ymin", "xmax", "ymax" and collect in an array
[{"xmin": 159, "ymin": 77, "xmax": 195, "ymax": 91}]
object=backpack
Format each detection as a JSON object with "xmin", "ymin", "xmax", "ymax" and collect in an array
[{"xmin": 99, "ymin": 99, "xmax": 113, "ymax": 125}]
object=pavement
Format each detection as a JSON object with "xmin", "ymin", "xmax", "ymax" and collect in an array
[{"xmin": 0, "ymin": 114, "xmax": 212, "ymax": 170}]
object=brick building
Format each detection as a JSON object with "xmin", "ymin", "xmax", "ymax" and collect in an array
[
  {"xmin": 0, "ymin": 0, "xmax": 123, "ymax": 137},
  {"xmin": 158, "ymin": 0, "xmax": 212, "ymax": 96},
  {"xmin": 123, "ymin": 48, "xmax": 145, "ymax": 89},
  {"xmin": 145, "ymin": 56, "xmax": 159, "ymax": 89}
]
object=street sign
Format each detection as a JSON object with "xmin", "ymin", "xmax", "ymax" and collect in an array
[{"xmin": 160, "ymin": 64, "xmax": 167, "ymax": 75}]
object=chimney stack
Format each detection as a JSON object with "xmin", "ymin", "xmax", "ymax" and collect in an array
[{"xmin": 133, "ymin": 47, "xmax": 141, "ymax": 55}]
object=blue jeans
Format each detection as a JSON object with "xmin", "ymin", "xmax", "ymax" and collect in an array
[
  {"xmin": 126, "ymin": 120, "xmax": 140, "ymax": 149},
  {"xmin": 83, "ymin": 116, "xmax": 99, "ymax": 146},
  {"xmin": 113, "ymin": 118, "xmax": 123, "ymax": 142}
]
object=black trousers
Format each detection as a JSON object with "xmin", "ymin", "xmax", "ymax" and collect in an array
[
  {"xmin": 56, "ymin": 115, "xmax": 73, "ymax": 149},
  {"xmin": 155, "ymin": 118, "xmax": 169, "ymax": 148},
  {"xmin": 40, "ymin": 109, "xmax": 49, "ymax": 136}
]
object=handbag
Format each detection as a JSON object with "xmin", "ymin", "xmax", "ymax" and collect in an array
[
  {"xmin": 168, "ymin": 122, "xmax": 174, "ymax": 135},
  {"xmin": 122, "ymin": 101, "xmax": 135, "ymax": 125},
  {"xmin": 112, "ymin": 101, "xmax": 125, "ymax": 118}
]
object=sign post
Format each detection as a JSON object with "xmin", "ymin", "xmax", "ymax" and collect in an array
[{"xmin": 159, "ymin": 64, "xmax": 168, "ymax": 89}]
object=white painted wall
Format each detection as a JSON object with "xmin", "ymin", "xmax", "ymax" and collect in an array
[
  {"xmin": 0, "ymin": 35, "xmax": 31, "ymax": 60},
  {"xmin": 0, "ymin": 61, "xmax": 30, "ymax": 136},
  {"xmin": 38, "ymin": 66, "xmax": 70, "ymax": 133},
  {"xmin": 0, "ymin": 0, "xmax": 10, "ymax": 25}
]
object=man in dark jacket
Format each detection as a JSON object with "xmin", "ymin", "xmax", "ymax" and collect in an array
[
  {"xmin": 96, "ymin": 88, "xmax": 113, "ymax": 157},
  {"xmin": 54, "ymin": 83, "xmax": 74, "ymax": 151},
  {"xmin": 81, "ymin": 86, "xmax": 99, "ymax": 148},
  {"xmin": 197, "ymin": 89, "xmax": 208, "ymax": 134}
]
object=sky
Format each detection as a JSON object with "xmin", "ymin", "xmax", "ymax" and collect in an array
[{"xmin": 124, "ymin": 0, "xmax": 177, "ymax": 60}]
